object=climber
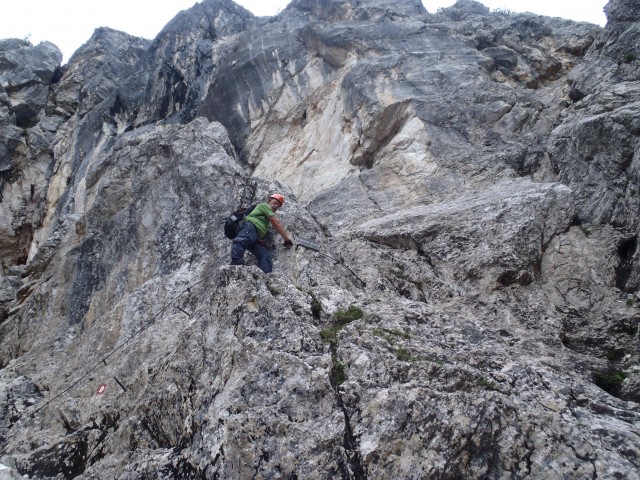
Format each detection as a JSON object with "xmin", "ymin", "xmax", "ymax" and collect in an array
[{"xmin": 230, "ymin": 193, "xmax": 293, "ymax": 273}]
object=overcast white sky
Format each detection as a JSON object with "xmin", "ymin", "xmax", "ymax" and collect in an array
[{"xmin": 2, "ymin": 0, "xmax": 608, "ymax": 64}]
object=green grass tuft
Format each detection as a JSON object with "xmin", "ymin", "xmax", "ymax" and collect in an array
[
  {"xmin": 320, "ymin": 327, "xmax": 339, "ymax": 345},
  {"xmin": 396, "ymin": 348, "xmax": 417, "ymax": 362},
  {"xmin": 319, "ymin": 305, "xmax": 364, "ymax": 344},
  {"xmin": 334, "ymin": 305, "xmax": 364, "ymax": 326},
  {"xmin": 373, "ymin": 328, "xmax": 412, "ymax": 346},
  {"xmin": 594, "ymin": 370, "xmax": 627, "ymax": 396},
  {"xmin": 333, "ymin": 360, "xmax": 347, "ymax": 386},
  {"xmin": 479, "ymin": 378, "xmax": 497, "ymax": 391}
]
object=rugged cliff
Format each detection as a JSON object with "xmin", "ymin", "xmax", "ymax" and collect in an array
[{"xmin": 0, "ymin": 0, "xmax": 638, "ymax": 478}]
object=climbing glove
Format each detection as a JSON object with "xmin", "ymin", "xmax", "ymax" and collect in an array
[{"xmin": 283, "ymin": 240, "xmax": 293, "ymax": 249}]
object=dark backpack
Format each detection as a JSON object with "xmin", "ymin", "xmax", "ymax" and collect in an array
[{"xmin": 223, "ymin": 204, "xmax": 257, "ymax": 239}]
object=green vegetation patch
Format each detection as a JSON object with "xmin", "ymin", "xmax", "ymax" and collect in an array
[
  {"xmin": 478, "ymin": 378, "xmax": 497, "ymax": 391},
  {"xmin": 334, "ymin": 305, "xmax": 364, "ymax": 325},
  {"xmin": 594, "ymin": 370, "xmax": 627, "ymax": 397},
  {"xmin": 580, "ymin": 225, "xmax": 592, "ymax": 237},
  {"xmin": 320, "ymin": 327, "xmax": 340, "ymax": 345},
  {"xmin": 320, "ymin": 305, "xmax": 364, "ymax": 345},
  {"xmin": 396, "ymin": 347, "xmax": 417, "ymax": 362},
  {"xmin": 378, "ymin": 328, "xmax": 410, "ymax": 339},
  {"xmin": 372, "ymin": 328, "xmax": 411, "ymax": 345},
  {"xmin": 332, "ymin": 360, "xmax": 347, "ymax": 386}
]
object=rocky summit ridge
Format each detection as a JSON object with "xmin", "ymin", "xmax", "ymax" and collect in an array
[{"xmin": 0, "ymin": 0, "xmax": 639, "ymax": 478}]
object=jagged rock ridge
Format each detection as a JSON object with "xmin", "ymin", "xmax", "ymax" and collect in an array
[{"xmin": 0, "ymin": 0, "xmax": 638, "ymax": 478}]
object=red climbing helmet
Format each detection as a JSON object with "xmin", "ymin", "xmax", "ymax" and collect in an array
[{"xmin": 269, "ymin": 193, "xmax": 285, "ymax": 206}]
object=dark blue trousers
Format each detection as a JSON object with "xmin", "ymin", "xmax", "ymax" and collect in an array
[{"xmin": 231, "ymin": 222, "xmax": 273, "ymax": 273}]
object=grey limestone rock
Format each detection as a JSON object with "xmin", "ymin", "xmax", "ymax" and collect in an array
[
  {"xmin": 547, "ymin": 0, "xmax": 640, "ymax": 291},
  {"xmin": 356, "ymin": 179, "xmax": 574, "ymax": 291},
  {"xmin": 0, "ymin": 0, "xmax": 638, "ymax": 478},
  {"xmin": 0, "ymin": 40, "xmax": 62, "ymax": 128},
  {"xmin": 605, "ymin": 0, "xmax": 640, "ymax": 23}
]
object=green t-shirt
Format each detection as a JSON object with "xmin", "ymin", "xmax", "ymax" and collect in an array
[{"xmin": 245, "ymin": 203, "xmax": 275, "ymax": 239}]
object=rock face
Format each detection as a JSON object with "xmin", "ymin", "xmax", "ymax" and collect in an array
[
  {"xmin": 0, "ymin": 0, "xmax": 638, "ymax": 479},
  {"xmin": 0, "ymin": 40, "xmax": 63, "ymax": 272}
]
